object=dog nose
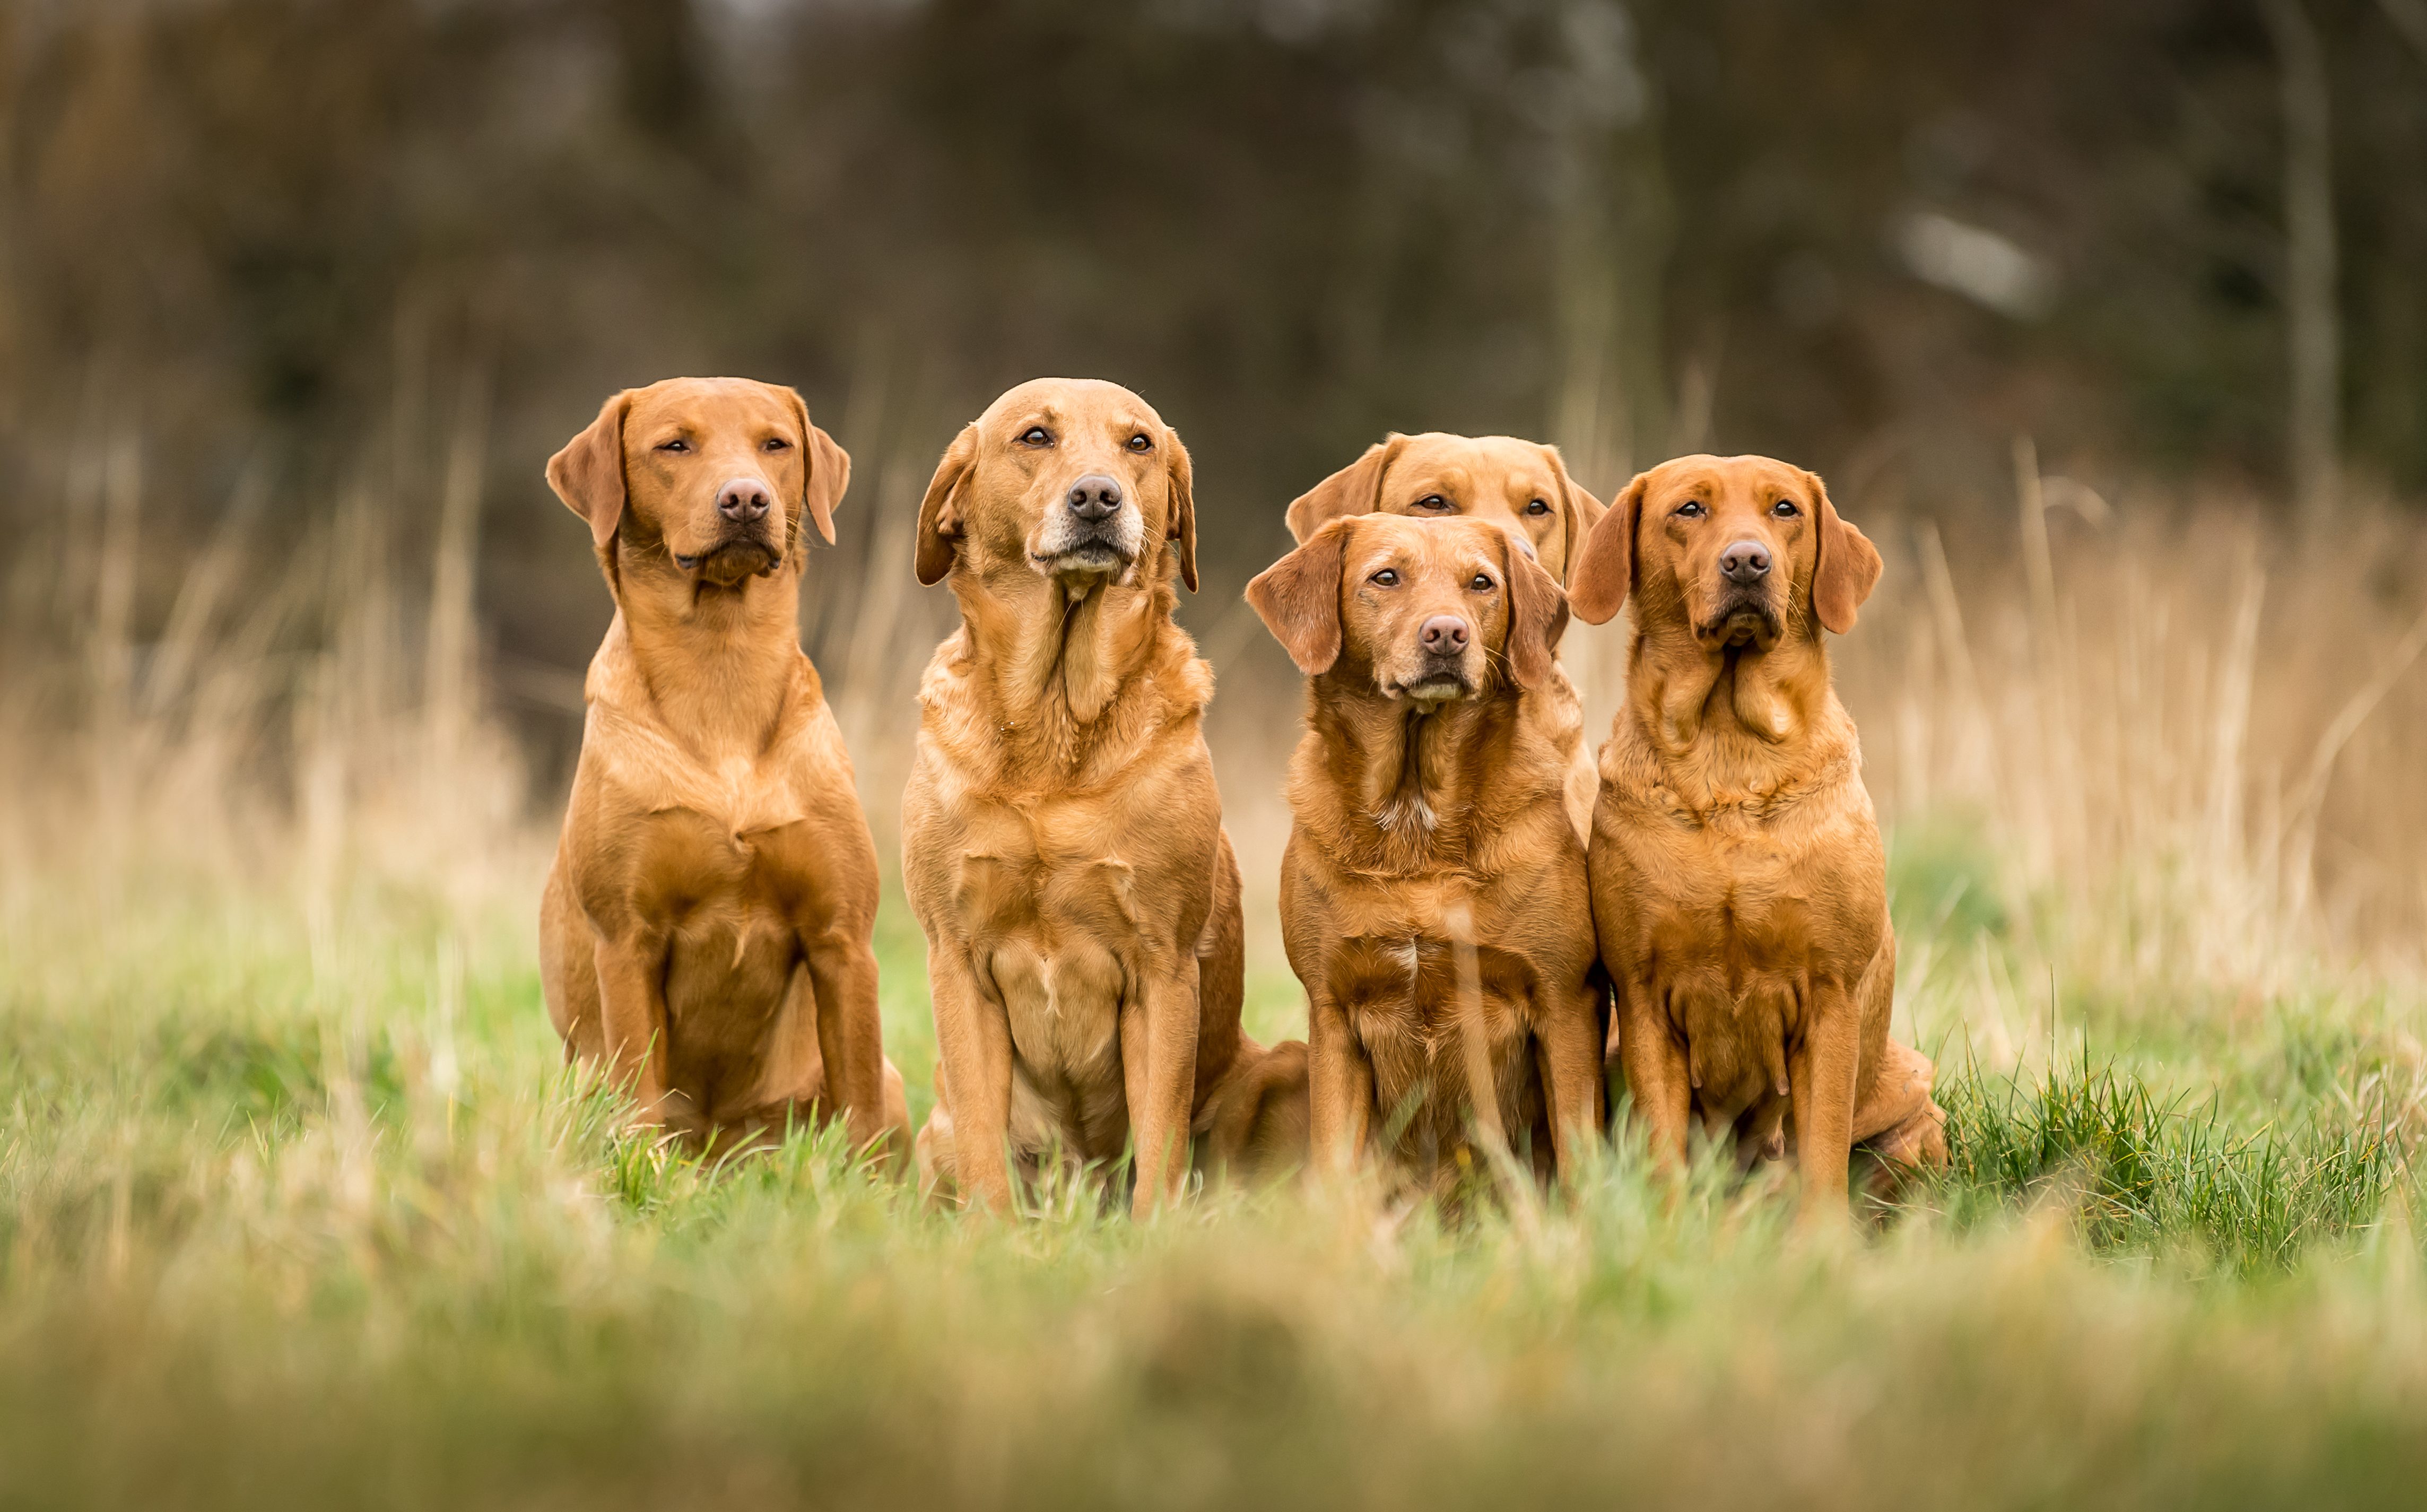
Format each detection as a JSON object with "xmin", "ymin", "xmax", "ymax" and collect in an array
[
  {"xmin": 1419, "ymin": 615, "xmax": 1469, "ymax": 655},
  {"xmin": 1067, "ymin": 474, "xmax": 1124, "ymax": 522},
  {"xmin": 717, "ymin": 477, "xmax": 772, "ymax": 524},
  {"xmin": 1720, "ymin": 540, "xmax": 1772, "ymax": 584}
]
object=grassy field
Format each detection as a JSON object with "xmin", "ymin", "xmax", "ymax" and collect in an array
[{"xmin": 7, "ymin": 490, "xmax": 2427, "ymax": 1507}]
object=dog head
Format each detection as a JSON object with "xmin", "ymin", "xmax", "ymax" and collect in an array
[
  {"xmin": 1282, "ymin": 432, "xmax": 1604, "ymax": 587},
  {"xmin": 914, "ymin": 378, "xmax": 1197, "ymax": 594},
  {"xmin": 546, "ymin": 377, "xmax": 849, "ymax": 589},
  {"xmin": 1247, "ymin": 514, "xmax": 1567, "ymax": 706},
  {"xmin": 1569, "ymin": 453, "xmax": 1880, "ymax": 646}
]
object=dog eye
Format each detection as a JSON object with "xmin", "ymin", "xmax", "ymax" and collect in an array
[
  {"xmin": 1019, "ymin": 427, "xmax": 1054, "ymax": 447},
  {"xmin": 1369, "ymin": 568, "xmax": 1400, "ymax": 587},
  {"xmin": 658, "ymin": 438, "xmax": 690, "ymax": 453},
  {"xmin": 1126, "ymin": 433, "xmax": 1152, "ymax": 453},
  {"xmin": 1674, "ymin": 500, "xmax": 1706, "ymax": 518},
  {"xmin": 1772, "ymin": 498, "xmax": 1800, "ymax": 517},
  {"xmin": 1469, "ymin": 573, "xmax": 1495, "ymax": 591},
  {"xmin": 1413, "ymin": 494, "xmax": 1450, "ymax": 512},
  {"xmin": 762, "ymin": 437, "xmax": 791, "ymax": 452},
  {"xmin": 1525, "ymin": 498, "xmax": 1550, "ymax": 516}
]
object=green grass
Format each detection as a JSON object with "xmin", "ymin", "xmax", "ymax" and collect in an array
[{"xmin": 6, "ymin": 832, "xmax": 2427, "ymax": 1509}]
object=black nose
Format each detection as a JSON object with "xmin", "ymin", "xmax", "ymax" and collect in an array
[
  {"xmin": 1067, "ymin": 474, "xmax": 1124, "ymax": 523},
  {"xmin": 1720, "ymin": 540, "xmax": 1772, "ymax": 584},
  {"xmin": 718, "ymin": 477, "xmax": 772, "ymax": 524},
  {"xmin": 1419, "ymin": 615, "xmax": 1469, "ymax": 655}
]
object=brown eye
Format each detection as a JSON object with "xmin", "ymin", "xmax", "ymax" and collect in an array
[
  {"xmin": 1127, "ymin": 433, "xmax": 1152, "ymax": 452},
  {"xmin": 1469, "ymin": 573, "xmax": 1495, "ymax": 591},
  {"xmin": 763, "ymin": 437, "xmax": 791, "ymax": 452},
  {"xmin": 1524, "ymin": 498, "xmax": 1551, "ymax": 516},
  {"xmin": 1771, "ymin": 498, "xmax": 1800, "ymax": 518},
  {"xmin": 1020, "ymin": 427, "xmax": 1052, "ymax": 447},
  {"xmin": 658, "ymin": 438, "xmax": 690, "ymax": 453},
  {"xmin": 1413, "ymin": 494, "xmax": 1451, "ymax": 512},
  {"xmin": 1675, "ymin": 500, "xmax": 1706, "ymax": 519},
  {"xmin": 1369, "ymin": 568, "xmax": 1400, "ymax": 587}
]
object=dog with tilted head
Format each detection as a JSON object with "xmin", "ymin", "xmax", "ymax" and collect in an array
[
  {"xmin": 902, "ymin": 378, "xmax": 1306, "ymax": 1215},
  {"xmin": 540, "ymin": 377, "xmax": 910, "ymax": 1157},
  {"xmin": 1283, "ymin": 433, "xmax": 1607, "ymax": 844},
  {"xmin": 1568, "ymin": 454, "xmax": 1945, "ymax": 1222},
  {"xmin": 1249, "ymin": 512, "xmax": 1604, "ymax": 1193}
]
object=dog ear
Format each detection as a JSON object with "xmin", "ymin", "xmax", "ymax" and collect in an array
[
  {"xmin": 1502, "ymin": 529, "xmax": 1570, "ymax": 692},
  {"xmin": 546, "ymin": 390, "xmax": 632, "ymax": 550},
  {"xmin": 780, "ymin": 387, "xmax": 848, "ymax": 549},
  {"xmin": 916, "ymin": 423, "xmax": 978, "ymax": 586},
  {"xmin": 1246, "ymin": 520, "xmax": 1350, "ymax": 676},
  {"xmin": 1284, "ymin": 434, "xmax": 1408, "ymax": 543},
  {"xmin": 1164, "ymin": 424, "xmax": 1199, "ymax": 593},
  {"xmin": 1538, "ymin": 442, "xmax": 1606, "ymax": 588},
  {"xmin": 1568, "ymin": 471, "xmax": 1645, "ymax": 625},
  {"xmin": 1807, "ymin": 470, "xmax": 1881, "ymax": 635}
]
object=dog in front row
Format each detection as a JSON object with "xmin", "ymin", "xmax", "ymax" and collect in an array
[
  {"xmin": 902, "ymin": 377, "xmax": 1306, "ymax": 1215},
  {"xmin": 1569, "ymin": 454, "xmax": 1944, "ymax": 1221},
  {"xmin": 1250, "ymin": 514, "xmax": 1603, "ymax": 1191},
  {"xmin": 540, "ymin": 377, "xmax": 910, "ymax": 1155}
]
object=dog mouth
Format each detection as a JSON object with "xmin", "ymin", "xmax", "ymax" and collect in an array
[
  {"xmin": 1696, "ymin": 593, "xmax": 1782, "ymax": 648},
  {"xmin": 1387, "ymin": 667, "xmax": 1475, "ymax": 705},
  {"xmin": 673, "ymin": 536, "xmax": 781, "ymax": 584},
  {"xmin": 1032, "ymin": 538, "xmax": 1133, "ymax": 575}
]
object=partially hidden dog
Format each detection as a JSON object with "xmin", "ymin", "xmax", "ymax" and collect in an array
[
  {"xmin": 902, "ymin": 378, "xmax": 1306, "ymax": 1214},
  {"xmin": 1568, "ymin": 453, "xmax": 1945, "ymax": 1220},
  {"xmin": 540, "ymin": 376, "xmax": 910, "ymax": 1156},
  {"xmin": 1283, "ymin": 432, "xmax": 1606, "ymax": 842},
  {"xmin": 1250, "ymin": 512, "xmax": 1604, "ymax": 1191}
]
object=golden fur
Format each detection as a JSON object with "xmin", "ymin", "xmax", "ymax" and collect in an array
[
  {"xmin": 1570, "ymin": 453, "xmax": 1945, "ymax": 1220},
  {"xmin": 539, "ymin": 376, "xmax": 910, "ymax": 1155},
  {"xmin": 902, "ymin": 378, "xmax": 1305, "ymax": 1215},
  {"xmin": 1250, "ymin": 513, "xmax": 1603, "ymax": 1189}
]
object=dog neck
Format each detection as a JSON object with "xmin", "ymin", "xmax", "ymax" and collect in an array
[
  {"xmin": 944, "ymin": 557, "xmax": 1196, "ymax": 776},
  {"xmin": 1622, "ymin": 610, "xmax": 1850, "ymax": 809},
  {"xmin": 598, "ymin": 542, "xmax": 809, "ymax": 761},
  {"xmin": 1299, "ymin": 672, "xmax": 1533, "ymax": 873}
]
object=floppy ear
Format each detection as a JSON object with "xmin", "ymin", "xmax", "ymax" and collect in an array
[
  {"xmin": 1246, "ymin": 520, "xmax": 1350, "ymax": 676},
  {"xmin": 1568, "ymin": 471, "xmax": 1645, "ymax": 625},
  {"xmin": 1502, "ymin": 531, "xmax": 1570, "ymax": 692},
  {"xmin": 546, "ymin": 390, "xmax": 632, "ymax": 550},
  {"xmin": 1284, "ymin": 434, "xmax": 1408, "ymax": 543},
  {"xmin": 1539, "ymin": 442, "xmax": 1605, "ymax": 588},
  {"xmin": 1164, "ymin": 425, "xmax": 1198, "ymax": 592},
  {"xmin": 782, "ymin": 387, "xmax": 848, "ymax": 548},
  {"xmin": 915, "ymin": 423, "xmax": 977, "ymax": 586},
  {"xmin": 1807, "ymin": 471, "xmax": 1882, "ymax": 635}
]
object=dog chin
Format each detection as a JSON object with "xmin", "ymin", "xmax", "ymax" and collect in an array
[
  {"xmin": 1697, "ymin": 601, "xmax": 1782, "ymax": 649},
  {"xmin": 1032, "ymin": 542, "xmax": 1136, "ymax": 584},
  {"xmin": 1388, "ymin": 672, "xmax": 1474, "ymax": 705}
]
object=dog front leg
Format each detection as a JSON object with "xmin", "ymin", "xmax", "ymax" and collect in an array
[
  {"xmin": 1535, "ymin": 983, "xmax": 1608, "ymax": 1184},
  {"xmin": 803, "ymin": 925, "xmax": 893, "ymax": 1165},
  {"xmin": 929, "ymin": 944, "xmax": 1016, "ymax": 1214},
  {"xmin": 1307, "ymin": 985, "xmax": 1373, "ymax": 1178},
  {"xmin": 592, "ymin": 933, "xmax": 672, "ymax": 1127},
  {"xmin": 1617, "ymin": 979, "xmax": 1691, "ymax": 1175},
  {"xmin": 1789, "ymin": 984, "xmax": 1861, "ymax": 1226},
  {"xmin": 1122, "ymin": 951, "xmax": 1201, "ymax": 1217}
]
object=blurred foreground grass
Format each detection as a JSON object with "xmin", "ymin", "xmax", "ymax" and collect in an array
[{"xmin": 5, "ymin": 821, "xmax": 2427, "ymax": 1511}]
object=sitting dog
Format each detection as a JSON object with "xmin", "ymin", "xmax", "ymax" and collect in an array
[
  {"xmin": 1568, "ymin": 454, "xmax": 1945, "ymax": 1220},
  {"xmin": 902, "ymin": 377, "xmax": 1305, "ymax": 1214},
  {"xmin": 1249, "ymin": 513, "xmax": 1604, "ymax": 1190},
  {"xmin": 1282, "ymin": 432, "xmax": 1606, "ymax": 841},
  {"xmin": 540, "ymin": 376, "xmax": 910, "ymax": 1155}
]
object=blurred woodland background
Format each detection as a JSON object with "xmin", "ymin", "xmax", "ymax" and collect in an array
[{"xmin": 3, "ymin": 0, "xmax": 2426, "ymax": 960}]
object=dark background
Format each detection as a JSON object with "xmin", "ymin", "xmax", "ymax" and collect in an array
[{"xmin": 4, "ymin": 0, "xmax": 2422, "ymax": 780}]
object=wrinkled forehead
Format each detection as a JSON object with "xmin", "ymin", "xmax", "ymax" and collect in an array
[
  {"xmin": 627, "ymin": 378, "xmax": 795, "ymax": 438},
  {"xmin": 1344, "ymin": 515, "xmax": 1504, "ymax": 581},
  {"xmin": 979, "ymin": 378, "xmax": 1162, "ymax": 438},
  {"xmin": 1643, "ymin": 455, "xmax": 1808, "ymax": 510},
  {"xmin": 1396, "ymin": 435, "xmax": 1557, "ymax": 502}
]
